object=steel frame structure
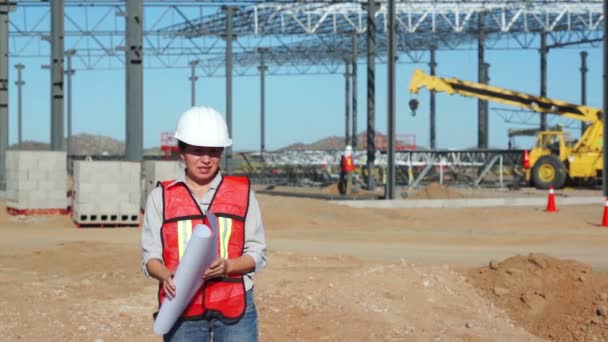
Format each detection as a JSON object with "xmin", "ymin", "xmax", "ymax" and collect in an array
[
  {"xmin": 6, "ymin": 1, "xmax": 604, "ymax": 74},
  {"xmin": 492, "ymin": 107, "xmax": 584, "ymax": 130},
  {"xmin": 261, "ymin": 148, "xmax": 521, "ymax": 167},
  {"xmin": 257, "ymin": 148, "xmax": 521, "ymax": 187},
  {"xmin": 1, "ymin": 0, "xmax": 604, "ymax": 192}
]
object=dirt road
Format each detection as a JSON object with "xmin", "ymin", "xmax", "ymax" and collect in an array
[{"xmin": 1, "ymin": 185, "xmax": 608, "ymax": 341}]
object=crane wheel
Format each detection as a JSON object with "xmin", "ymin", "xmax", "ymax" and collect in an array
[{"xmin": 531, "ymin": 155, "xmax": 567, "ymax": 190}]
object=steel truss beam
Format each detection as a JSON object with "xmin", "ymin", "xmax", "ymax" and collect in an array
[
  {"xmin": 168, "ymin": 1, "xmax": 603, "ymax": 36},
  {"xmin": 492, "ymin": 107, "xmax": 584, "ymax": 130},
  {"xmin": 261, "ymin": 148, "xmax": 522, "ymax": 167},
  {"xmin": 6, "ymin": 1, "xmax": 604, "ymax": 74}
]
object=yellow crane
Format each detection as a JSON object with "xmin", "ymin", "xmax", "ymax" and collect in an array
[{"xmin": 408, "ymin": 69, "xmax": 603, "ymax": 189}]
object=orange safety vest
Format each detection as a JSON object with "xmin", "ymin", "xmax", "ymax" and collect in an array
[
  {"xmin": 157, "ymin": 176, "xmax": 250, "ymax": 323},
  {"xmin": 342, "ymin": 154, "xmax": 355, "ymax": 172}
]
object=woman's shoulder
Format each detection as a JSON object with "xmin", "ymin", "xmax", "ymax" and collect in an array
[{"xmin": 145, "ymin": 186, "xmax": 164, "ymax": 208}]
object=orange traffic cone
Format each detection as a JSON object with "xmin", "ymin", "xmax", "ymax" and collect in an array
[
  {"xmin": 601, "ymin": 197, "xmax": 608, "ymax": 227},
  {"xmin": 545, "ymin": 186, "xmax": 558, "ymax": 212}
]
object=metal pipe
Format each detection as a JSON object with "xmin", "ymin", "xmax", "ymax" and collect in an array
[
  {"xmin": 125, "ymin": 0, "xmax": 143, "ymax": 161},
  {"xmin": 386, "ymin": 0, "xmax": 396, "ymax": 199}
]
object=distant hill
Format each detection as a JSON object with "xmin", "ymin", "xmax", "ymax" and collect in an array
[
  {"xmin": 14, "ymin": 141, "xmax": 50, "ymax": 151},
  {"xmin": 10, "ymin": 133, "xmax": 163, "ymax": 156},
  {"xmin": 69, "ymin": 134, "xmax": 125, "ymax": 155},
  {"xmin": 279, "ymin": 136, "xmax": 345, "ymax": 151},
  {"xmin": 8, "ymin": 131, "xmax": 423, "ymax": 155},
  {"xmin": 279, "ymin": 131, "xmax": 418, "ymax": 151}
]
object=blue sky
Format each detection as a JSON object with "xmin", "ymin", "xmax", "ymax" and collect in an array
[{"xmin": 6, "ymin": 43, "xmax": 603, "ymax": 152}]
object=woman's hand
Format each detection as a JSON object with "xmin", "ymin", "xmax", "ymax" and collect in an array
[
  {"xmin": 163, "ymin": 272, "xmax": 176, "ymax": 299},
  {"xmin": 204, "ymin": 258, "xmax": 230, "ymax": 279}
]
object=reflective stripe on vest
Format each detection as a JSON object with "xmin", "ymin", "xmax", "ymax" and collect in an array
[
  {"xmin": 177, "ymin": 219, "xmax": 193, "ymax": 261},
  {"xmin": 218, "ymin": 216, "xmax": 233, "ymax": 260}
]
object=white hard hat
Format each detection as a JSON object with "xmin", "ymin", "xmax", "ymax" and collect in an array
[
  {"xmin": 174, "ymin": 106, "xmax": 232, "ymax": 147},
  {"xmin": 345, "ymin": 145, "xmax": 352, "ymax": 151}
]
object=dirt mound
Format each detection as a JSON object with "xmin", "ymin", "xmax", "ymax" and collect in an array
[
  {"xmin": 321, "ymin": 183, "xmax": 341, "ymax": 195},
  {"xmin": 257, "ymin": 252, "xmax": 543, "ymax": 341},
  {"xmin": 409, "ymin": 182, "xmax": 464, "ymax": 199},
  {"xmin": 467, "ymin": 253, "xmax": 608, "ymax": 342}
]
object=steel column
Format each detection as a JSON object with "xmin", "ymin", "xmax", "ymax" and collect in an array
[
  {"xmin": 50, "ymin": 0, "xmax": 64, "ymax": 151},
  {"xmin": 258, "ymin": 47, "xmax": 268, "ymax": 162},
  {"xmin": 65, "ymin": 49, "xmax": 75, "ymax": 166},
  {"xmin": 429, "ymin": 46, "xmax": 437, "ymax": 150},
  {"xmin": 386, "ymin": 0, "xmax": 396, "ymax": 199},
  {"xmin": 125, "ymin": 0, "xmax": 143, "ymax": 161},
  {"xmin": 189, "ymin": 60, "xmax": 198, "ymax": 107},
  {"xmin": 0, "ymin": 1, "xmax": 11, "ymax": 191},
  {"xmin": 580, "ymin": 51, "xmax": 588, "ymax": 136},
  {"xmin": 540, "ymin": 32, "xmax": 548, "ymax": 131},
  {"xmin": 351, "ymin": 33, "xmax": 358, "ymax": 148},
  {"xmin": 365, "ymin": 0, "xmax": 378, "ymax": 191},
  {"xmin": 223, "ymin": 5, "xmax": 235, "ymax": 175},
  {"xmin": 603, "ymin": 0, "xmax": 608, "ymax": 198},
  {"xmin": 477, "ymin": 12, "xmax": 488, "ymax": 149},
  {"xmin": 344, "ymin": 60, "xmax": 350, "ymax": 147},
  {"xmin": 15, "ymin": 63, "xmax": 24, "ymax": 149}
]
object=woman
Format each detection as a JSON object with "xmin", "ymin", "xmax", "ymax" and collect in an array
[{"xmin": 141, "ymin": 106, "xmax": 267, "ymax": 341}]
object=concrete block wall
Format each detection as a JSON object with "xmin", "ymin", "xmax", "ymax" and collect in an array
[
  {"xmin": 73, "ymin": 161, "xmax": 141, "ymax": 225},
  {"xmin": 141, "ymin": 160, "xmax": 183, "ymax": 210},
  {"xmin": 5, "ymin": 151, "xmax": 67, "ymax": 210}
]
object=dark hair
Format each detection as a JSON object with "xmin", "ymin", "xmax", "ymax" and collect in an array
[{"xmin": 178, "ymin": 140, "xmax": 187, "ymax": 151}]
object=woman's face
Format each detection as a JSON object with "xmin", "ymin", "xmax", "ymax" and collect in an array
[{"xmin": 180, "ymin": 144, "xmax": 223, "ymax": 184}]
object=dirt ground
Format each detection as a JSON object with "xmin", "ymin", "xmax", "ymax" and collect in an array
[{"xmin": 1, "ymin": 183, "xmax": 608, "ymax": 341}]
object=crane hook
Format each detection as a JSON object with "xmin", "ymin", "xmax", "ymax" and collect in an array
[{"xmin": 408, "ymin": 98, "xmax": 419, "ymax": 116}]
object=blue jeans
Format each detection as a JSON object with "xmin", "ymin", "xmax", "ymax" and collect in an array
[{"xmin": 164, "ymin": 290, "xmax": 258, "ymax": 342}]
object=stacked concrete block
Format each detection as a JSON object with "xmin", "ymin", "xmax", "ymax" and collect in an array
[
  {"xmin": 5, "ymin": 151, "xmax": 68, "ymax": 212},
  {"xmin": 141, "ymin": 160, "xmax": 183, "ymax": 210},
  {"xmin": 73, "ymin": 161, "xmax": 141, "ymax": 226}
]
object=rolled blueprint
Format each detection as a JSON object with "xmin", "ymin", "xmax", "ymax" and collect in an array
[{"xmin": 153, "ymin": 219, "xmax": 218, "ymax": 335}]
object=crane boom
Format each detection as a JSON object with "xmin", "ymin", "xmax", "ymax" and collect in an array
[
  {"xmin": 408, "ymin": 68, "xmax": 604, "ymax": 189},
  {"xmin": 408, "ymin": 69, "xmax": 601, "ymax": 124}
]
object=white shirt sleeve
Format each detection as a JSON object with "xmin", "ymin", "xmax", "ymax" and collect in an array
[
  {"xmin": 140, "ymin": 187, "xmax": 164, "ymax": 277},
  {"xmin": 243, "ymin": 190, "xmax": 267, "ymax": 273}
]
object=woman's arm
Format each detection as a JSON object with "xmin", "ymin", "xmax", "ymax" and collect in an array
[
  {"xmin": 205, "ymin": 189, "xmax": 267, "ymax": 278},
  {"xmin": 141, "ymin": 187, "xmax": 169, "ymax": 282},
  {"xmin": 141, "ymin": 187, "xmax": 178, "ymax": 298}
]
